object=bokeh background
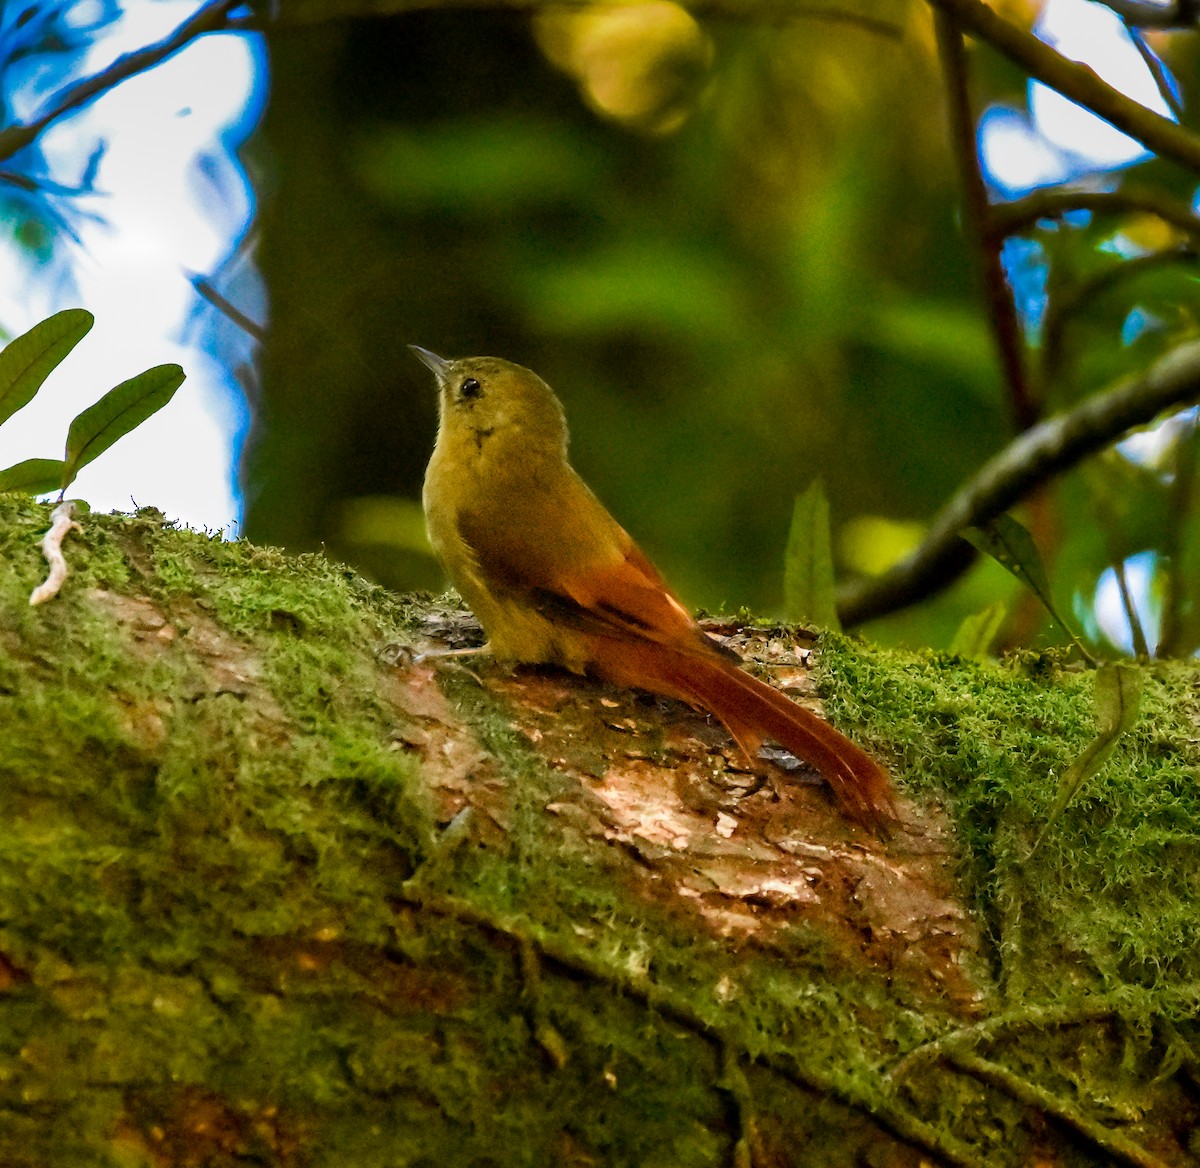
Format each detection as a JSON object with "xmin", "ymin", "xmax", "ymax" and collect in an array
[{"xmin": 3, "ymin": 0, "xmax": 1200, "ymax": 653}]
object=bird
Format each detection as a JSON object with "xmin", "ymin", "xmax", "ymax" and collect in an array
[{"xmin": 413, "ymin": 346, "xmax": 897, "ymax": 830}]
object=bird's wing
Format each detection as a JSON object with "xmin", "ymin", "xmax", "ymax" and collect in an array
[{"xmin": 455, "ymin": 479, "xmax": 724, "ymax": 657}]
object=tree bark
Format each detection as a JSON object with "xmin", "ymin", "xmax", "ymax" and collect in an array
[{"xmin": 0, "ymin": 496, "xmax": 1197, "ymax": 1167}]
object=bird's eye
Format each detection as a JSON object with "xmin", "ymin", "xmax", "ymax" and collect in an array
[{"xmin": 459, "ymin": 377, "xmax": 481, "ymax": 400}]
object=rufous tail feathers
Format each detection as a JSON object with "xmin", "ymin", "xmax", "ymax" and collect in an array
[{"xmin": 586, "ymin": 637, "xmax": 897, "ymax": 831}]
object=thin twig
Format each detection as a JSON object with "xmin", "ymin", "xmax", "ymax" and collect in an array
[
  {"xmin": 396, "ymin": 885, "xmax": 983, "ymax": 1166},
  {"xmin": 188, "ymin": 271, "xmax": 267, "ymax": 343},
  {"xmin": 887, "ymin": 999, "xmax": 1124, "ymax": 1084},
  {"xmin": 0, "ymin": 0, "xmax": 241, "ymax": 165},
  {"xmin": 935, "ymin": 11, "xmax": 1035, "ymax": 431},
  {"xmin": 925, "ymin": 0, "xmax": 1200, "ymax": 175},
  {"xmin": 993, "ymin": 187, "xmax": 1200, "ymax": 241},
  {"xmin": 1111, "ymin": 553, "xmax": 1151, "ymax": 657},
  {"xmin": 837, "ymin": 339, "xmax": 1200, "ymax": 626},
  {"xmin": 1158, "ymin": 409, "xmax": 1200, "ymax": 655},
  {"xmin": 1125, "ymin": 23, "xmax": 1184, "ymax": 121},
  {"xmin": 1089, "ymin": 0, "xmax": 1199, "ymax": 28},
  {"xmin": 29, "ymin": 501, "xmax": 82, "ymax": 606},
  {"xmin": 948, "ymin": 1051, "xmax": 1173, "ymax": 1168}
]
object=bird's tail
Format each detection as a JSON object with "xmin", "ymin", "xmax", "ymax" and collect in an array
[{"xmin": 587, "ymin": 637, "xmax": 897, "ymax": 831}]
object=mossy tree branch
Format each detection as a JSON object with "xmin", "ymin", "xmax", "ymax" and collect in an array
[{"xmin": 1, "ymin": 499, "xmax": 1197, "ymax": 1164}]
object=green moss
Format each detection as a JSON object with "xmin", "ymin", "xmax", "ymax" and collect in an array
[
  {"xmin": 817, "ymin": 632, "xmax": 1200, "ymax": 1009},
  {"xmin": 1, "ymin": 496, "xmax": 1198, "ymax": 1165}
]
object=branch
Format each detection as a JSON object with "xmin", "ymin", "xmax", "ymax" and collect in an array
[
  {"xmin": 0, "ymin": 0, "xmax": 241, "ymax": 165},
  {"xmin": 924, "ymin": 0, "xmax": 1200, "ymax": 175},
  {"xmin": 188, "ymin": 271, "xmax": 267, "ymax": 343},
  {"xmin": 231, "ymin": 0, "xmax": 904, "ymax": 33},
  {"xmin": 1157, "ymin": 411, "xmax": 1199, "ymax": 656},
  {"xmin": 935, "ymin": 11, "xmax": 1036, "ymax": 430},
  {"xmin": 992, "ymin": 186, "xmax": 1200, "ymax": 240},
  {"xmin": 836, "ymin": 339, "xmax": 1200, "ymax": 627},
  {"xmin": 1126, "ymin": 24, "xmax": 1184, "ymax": 120},
  {"xmin": 1089, "ymin": 0, "xmax": 1200, "ymax": 27}
]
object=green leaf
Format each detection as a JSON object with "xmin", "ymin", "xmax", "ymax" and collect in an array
[
  {"xmin": 61, "ymin": 364, "xmax": 185, "ymax": 489},
  {"xmin": 948, "ymin": 601, "xmax": 1007, "ymax": 661},
  {"xmin": 783, "ymin": 478, "xmax": 840, "ymax": 631},
  {"xmin": 0, "ymin": 457, "xmax": 68, "ymax": 495},
  {"xmin": 962, "ymin": 513, "xmax": 1053, "ymax": 609},
  {"xmin": 962, "ymin": 513, "xmax": 1095, "ymax": 663},
  {"xmin": 1032, "ymin": 663, "xmax": 1144, "ymax": 853},
  {"xmin": 0, "ymin": 309, "xmax": 93, "ymax": 429}
]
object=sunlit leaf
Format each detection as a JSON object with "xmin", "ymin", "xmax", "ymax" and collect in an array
[
  {"xmin": 62, "ymin": 364, "xmax": 185, "ymax": 488},
  {"xmin": 1032, "ymin": 663, "xmax": 1143, "ymax": 853},
  {"xmin": 948, "ymin": 601, "xmax": 1006, "ymax": 661},
  {"xmin": 0, "ymin": 457, "xmax": 68, "ymax": 495},
  {"xmin": 0, "ymin": 308, "xmax": 93, "ymax": 429},
  {"xmin": 783, "ymin": 478, "xmax": 840, "ymax": 631}
]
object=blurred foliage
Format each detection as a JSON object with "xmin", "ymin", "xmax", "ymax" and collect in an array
[
  {"xmin": 0, "ymin": 0, "xmax": 1197, "ymax": 654},
  {"xmin": 249, "ymin": 2, "xmax": 1004, "ymax": 632},
  {"xmin": 235, "ymin": 0, "xmax": 1199, "ymax": 655}
]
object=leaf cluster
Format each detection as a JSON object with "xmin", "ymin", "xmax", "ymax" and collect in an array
[{"xmin": 0, "ymin": 309, "xmax": 184, "ymax": 499}]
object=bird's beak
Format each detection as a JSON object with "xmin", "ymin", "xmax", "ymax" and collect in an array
[{"xmin": 409, "ymin": 345, "xmax": 450, "ymax": 379}]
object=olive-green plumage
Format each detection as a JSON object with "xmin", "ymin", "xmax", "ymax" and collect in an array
[{"xmin": 414, "ymin": 346, "xmax": 896, "ymax": 829}]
